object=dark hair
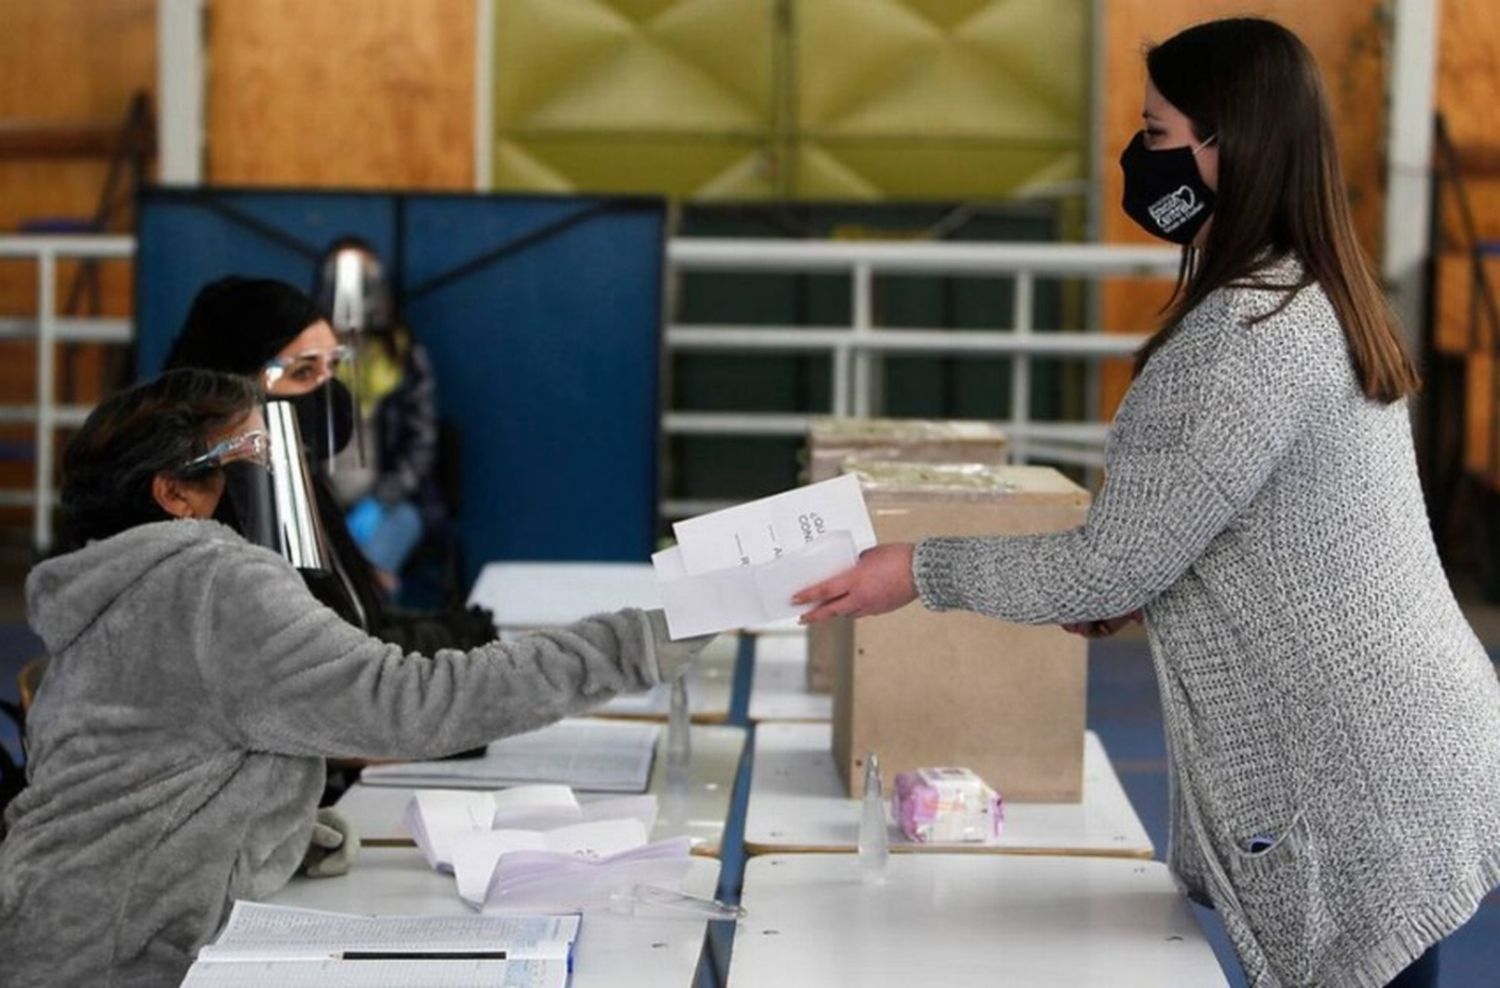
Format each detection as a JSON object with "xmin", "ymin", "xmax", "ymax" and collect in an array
[
  {"xmin": 58, "ymin": 369, "xmax": 261, "ymax": 550},
  {"xmin": 1136, "ymin": 17, "xmax": 1419, "ymax": 403},
  {"xmin": 165, "ymin": 277, "xmax": 325, "ymax": 376}
]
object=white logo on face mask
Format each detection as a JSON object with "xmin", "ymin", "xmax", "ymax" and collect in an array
[{"xmin": 1148, "ymin": 185, "xmax": 1204, "ymax": 233}]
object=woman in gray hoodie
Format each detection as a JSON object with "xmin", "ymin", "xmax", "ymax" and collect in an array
[{"xmin": 0, "ymin": 369, "xmax": 709, "ymax": 987}]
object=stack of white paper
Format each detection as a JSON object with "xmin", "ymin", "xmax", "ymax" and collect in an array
[
  {"xmin": 181, "ymin": 903, "xmax": 577, "ymax": 988},
  {"xmin": 361, "ymin": 720, "xmax": 660, "ymax": 793},
  {"xmin": 405, "ymin": 785, "xmax": 658, "ymax": 873},
  {"xmin": 398, "ymin": 783, "xmax": 685, "ymax": 913},
  {"xmin": 654, "ymin": 475, "xmax": 877, "ymax": 638}
]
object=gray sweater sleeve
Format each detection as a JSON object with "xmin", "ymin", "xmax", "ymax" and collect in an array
[
  {"xmin": 195, "ymin": 549, "xmax": 669, "ymax": 760},
  {"xmin": 915, "ymin": 293, "xmax": 1318, "ymax": 625}
]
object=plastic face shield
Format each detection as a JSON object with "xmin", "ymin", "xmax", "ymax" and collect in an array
[
  {"xmin": 261, "ymin": 346, "xmax": 359, "ymax": 473},
  {"xmin": 178, "ymin": 407, "xmax": 329, "ymax": 571},
  {"xmin": 319, "ymin": 246, "xmax": 392, "ymax": 335},
  {"xmin": 263, "ymin": 400, "xmax": 330, "ymax": 570}
]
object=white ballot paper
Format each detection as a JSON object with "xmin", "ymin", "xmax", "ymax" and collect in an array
[
  {"xmin": 479, "ymin": 837, "xmax": 694, "ymax": 914},
  {"xmin": 361, "ymin": 720, "xmax": 659, "ymax": 793},
  {"xmin": 451, "ymin": 818, "xmax": 654, "ymax": 905},
  {"xmin": 182, "ymin": 903, "xmax": 576, "ymax": 988},
  {"xmin": 653, "ymin": 531, "xmax": 858, "ymax": 639},
  {"xmin": 671, "ymin": 473, "xmax": 876, "ymax": 573},
  {"xmin": 654, "ymin": 475, "xmax": 877, "ymax": 639},
  {"xmin": 406, "ymin": 786, "xmax": 659, "ymax": 873}
]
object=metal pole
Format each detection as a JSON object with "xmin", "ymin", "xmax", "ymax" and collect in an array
[
  {"xmin": 36, "ymin": 251, "xmax": 56, "ymax": 551},
  {"xmin": 473, "ymin": 0, "xmax": 496, "ymax": 190},
  {"xmin": 851, "ymin": 262, "xmax": 873, "ymax": 417},
  {"xmin": 1010, "ymin": 272, "xmax": 1034, "ymax": 463},
  {"xmin": 157, "ymin": 0, "xmax": 206, "ymax": 184},
  {"xmin": 1383, "ymin": 0, "xmax": 1440, "ymax": 358},
  {"xmin": 832, "ymin": 343, "xmax": 851, "ymax": 417}
]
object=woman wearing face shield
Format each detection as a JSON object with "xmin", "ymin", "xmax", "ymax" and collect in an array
[
  {"xmin": 0, "ymin": 369, "xmax": 710, "ymax": 987},
  {"xmin": 795, "ymin": 18, "xmax": 1499, "ymax": 988},
  {"xmin": 165, "ymin": 276, "xmax": 493, "ymax": 656}
]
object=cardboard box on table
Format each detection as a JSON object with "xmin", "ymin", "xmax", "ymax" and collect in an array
[
  {"xmin": 805, "ymin": 418, "xmax": 1008, "ymax": 693},
  {"xmin": 831, "ymin": 462, "xmax": 1091, "ymax": 802}
]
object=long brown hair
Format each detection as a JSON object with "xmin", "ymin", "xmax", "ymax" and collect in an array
[{"xmin": 1134, "ymin": 17, "xmax": 1419, "ymax": 403}]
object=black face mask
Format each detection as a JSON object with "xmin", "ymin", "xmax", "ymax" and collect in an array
[
  {"xmin": 213, "ymin": 460, "xmax": 278, "ymax": 551},
  {"xmin": 282, "ymin": 378, "xmax": 354, "ymax": 465},
  {"xmin": 1119, "ymin": 131, "xmax": 1216, "ymax": 245}
]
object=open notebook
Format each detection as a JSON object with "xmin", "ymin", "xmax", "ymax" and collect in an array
[
  {"xmin": 181, "ymin": 902, "xmax": 578, "ymax": 988},
  {"xmin": 360, "ymin": 720, "xmax": 660, "ymax": 793}
]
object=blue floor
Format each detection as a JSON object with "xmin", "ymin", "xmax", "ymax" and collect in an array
[{"xmin": 1088, "ymin": 638, "xmax": 1500, "ymax": 987}]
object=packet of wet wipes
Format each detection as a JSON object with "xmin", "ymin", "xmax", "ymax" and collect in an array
[{"xmin": 893, "ymin": 767, "xmax": 1003, "ymax": 844}]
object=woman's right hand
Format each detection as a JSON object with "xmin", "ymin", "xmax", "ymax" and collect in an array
[{"xmin": 1062, "ymin": 610, "xmax": 1143, "ymax": 639}]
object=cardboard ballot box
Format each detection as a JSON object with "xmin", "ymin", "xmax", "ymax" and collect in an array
[
  {"xmin": 831, "ymin": 462, "xmax": 1091, "ymax": 803},
  {"xmin": 805, "ymin": 418, "xmax": 1009, "ymax": 692}
]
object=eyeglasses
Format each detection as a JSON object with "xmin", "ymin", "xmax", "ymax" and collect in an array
[
  {"xmin": 178, "ymin": 429, "xmax": 270, "ymax": 477},
  {"xmin": 262, "ymin": 344, "xmax": 353, "ymax": 392}
]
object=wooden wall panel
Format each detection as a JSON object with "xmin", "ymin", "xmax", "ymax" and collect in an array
[
  {"xmin": 0, "ymin": 0, "xmax": 154, "ymax": 516},
  {"xmin": 0, "ymin": 0, "xmax": 153, "ymax": 315},
  {"xmin": 1437, "ymin": 0, "xmax": 1500, "ymax": 169},
  {"xmin": 1097, "ymin": 1, "xmax": 1388, "ymax": 416},
  {"xmin": 1468, "ymin": 349, "xmax": 1496, "ymax": 475},
  {"xmin": 1436, "ymin": 0, "xmax": 1500, "ymax": 484},
  {"xmin": 207, "ymin": 0, "xmax": 476, "ymax": 189}
]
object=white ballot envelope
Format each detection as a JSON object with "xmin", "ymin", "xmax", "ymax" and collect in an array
[
  {"xmin": 670, "ymin": 474, "xmax": 876, "ymax": 574},
  {"xmin": 653, "ymin": 531, "xmax": 859, "ymax": 639}
]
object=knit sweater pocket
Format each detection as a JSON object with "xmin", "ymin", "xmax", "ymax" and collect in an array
[{"xmin": 1223, "ymin": 812, "xmax": 1339, "ymax": 987}]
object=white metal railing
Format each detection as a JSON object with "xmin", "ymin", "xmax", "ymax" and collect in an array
[
  {"xmin": 0, "ymin": 234, "xmax": 1180, "ymax": 546},
  {"xmin": 662, "ymin": 238, "xmax": 1180, "ymax": 516},
  {"xmin": 0, "ymin": 235, "xmax": 135, "ymax": 548}
]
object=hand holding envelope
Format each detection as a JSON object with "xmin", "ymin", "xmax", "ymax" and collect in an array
[
  {"xmin": 653, "ymin": 475, "xmax": 879, "ymax": 639},
  {"xmin": 792, "ymin": 542, "xmax": 918, "ymax": 624}
]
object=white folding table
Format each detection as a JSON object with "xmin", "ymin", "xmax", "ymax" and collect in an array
[
  {"xmin": 727, "ymin": 853, "xmax": 1226, "ymax": 987},
  {"xmin": 743, "ymin": 723, "xmax": 1153, "ymax": 858}
]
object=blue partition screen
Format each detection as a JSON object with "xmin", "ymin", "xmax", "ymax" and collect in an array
[{"xmin": 135, "ymin": 188, "xmax": 665, "ymax": 574}]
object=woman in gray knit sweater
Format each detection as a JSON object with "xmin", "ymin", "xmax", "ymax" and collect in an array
[
  {"xmin": 798, "ymin": 18, "xmax": 1500, "ymax": 988},
  {"xmin": 0, "ymin": 369, "xmax": 710, "ymax": 986}
]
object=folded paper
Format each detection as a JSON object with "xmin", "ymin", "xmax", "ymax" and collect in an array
[
  {"xmin": 653, "ymin": 531, "xmax": 858, "ymax": 639},
  {"xmin": 670, "ymin": 474, "xmax": 876, "ymax": 574}
]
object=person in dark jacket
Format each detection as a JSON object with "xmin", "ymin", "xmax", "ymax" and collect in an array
[
  {"xmin": 165, "ymin": 276, "xmax": 492, "ymax": 655},
  {"xmin": 314, "ymin": 238, "xmax": 446, "ymax": 593}
]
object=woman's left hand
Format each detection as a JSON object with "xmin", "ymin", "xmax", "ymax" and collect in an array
[
  {"xmin": 301, "ymin": 807, "xmax": 361, "ymax": 878},
  {"xmin": 793, "ymin": 543, "xmax": 918, "ymax": 624}
]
